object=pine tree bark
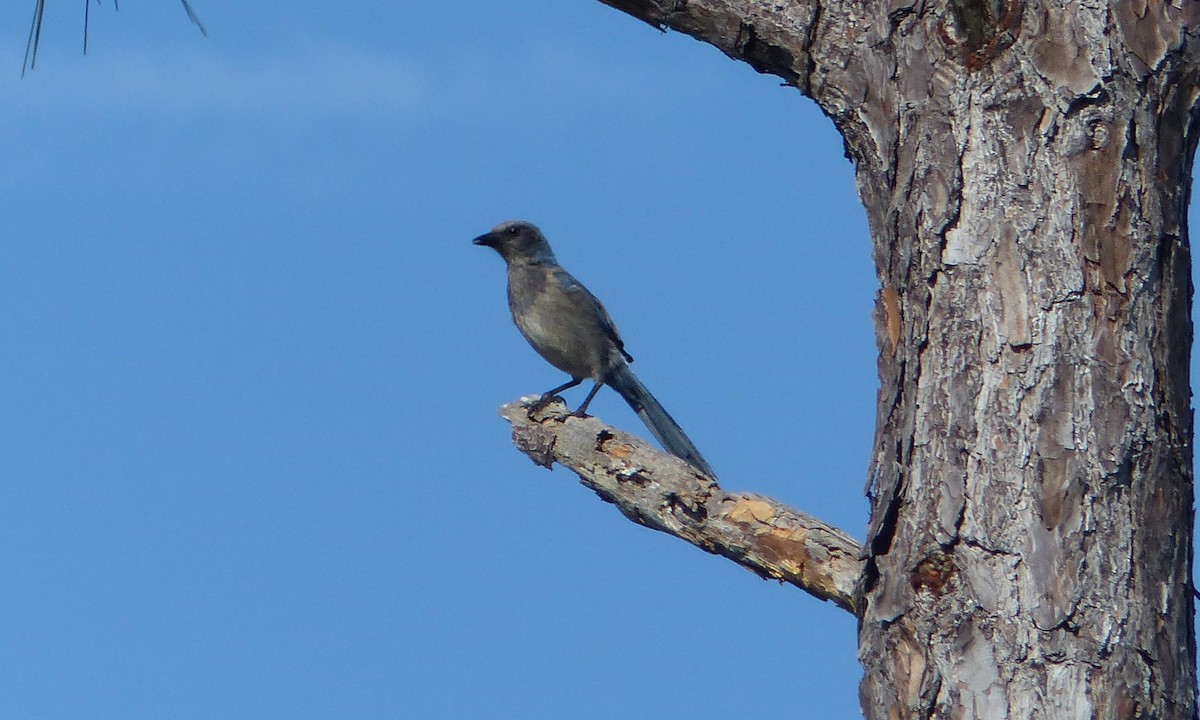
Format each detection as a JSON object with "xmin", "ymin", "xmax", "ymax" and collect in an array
[{"xmin": 584, "ymin": 1, "xmax": 1199, "ymax": 717}]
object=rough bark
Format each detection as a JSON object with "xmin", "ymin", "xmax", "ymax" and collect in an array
[
  {"xmin": 498, "ymin": 399, "xmax": 864, "ymax": 612},
  {"xmin": 850, "ymin": 4, "xmax": 1200, "ymax": 716},
  {"xmin": 567, "ymin": 1, "xmax": 1200, "ymax": 717}
]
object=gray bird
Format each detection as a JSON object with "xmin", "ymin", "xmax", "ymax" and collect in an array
[{"xmin": 474, "ymin": 220, "xmax": 716, "ymax": 478}]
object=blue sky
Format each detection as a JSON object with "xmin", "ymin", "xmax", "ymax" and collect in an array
[{"xmin": 2, "ymin": 2, "xmax": 1194, "ymax": 719}]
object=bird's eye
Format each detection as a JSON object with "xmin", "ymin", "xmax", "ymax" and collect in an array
[{"xmin": 507, "ymin": 226, "xmax": 520, "ymax": 235}]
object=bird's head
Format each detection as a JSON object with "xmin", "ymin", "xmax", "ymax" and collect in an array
[{"xmin": 472, "ymin": 220, "xmax": 556, "ymax": 264}]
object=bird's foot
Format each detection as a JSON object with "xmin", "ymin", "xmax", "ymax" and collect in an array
[{"xmin": 525, "ymin": 394, "xmax": 561, "ymax": 419}]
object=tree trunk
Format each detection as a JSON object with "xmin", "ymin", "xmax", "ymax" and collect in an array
[
  {"xmin": 856, "ymin": 5, "xmax": 1198, "ymax": 717},
  {"xmin": 579, "ymin": 1, "xmax": 1200, "ymax": 717}
]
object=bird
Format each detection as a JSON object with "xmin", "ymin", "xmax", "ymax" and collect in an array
[{"xmin": 473, "ymin": 220, "xmax": 716, "ymax": 478}]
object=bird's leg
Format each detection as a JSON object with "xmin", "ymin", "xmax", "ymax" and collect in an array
[
  {"xmin": 572, "ymin": 381, "xmax": 604, "ymax": 417},
  {"xmin": 527, "ymin": 377, "xmax": 584, "ymax": 416}
]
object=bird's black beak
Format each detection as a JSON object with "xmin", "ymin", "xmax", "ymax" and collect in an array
[{"xmin": 472, "ymin": 232, "xmax": 498, "ymax": 248}]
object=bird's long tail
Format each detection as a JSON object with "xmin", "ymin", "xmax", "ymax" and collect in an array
[{"xmin": 607, "ymin": 364, "xmax": 716, "ymax": 478}]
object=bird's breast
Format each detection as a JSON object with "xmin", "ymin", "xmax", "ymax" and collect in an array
[{"xmin": 507, "ymin": 266, "xmax": 611, "ymax": 380}]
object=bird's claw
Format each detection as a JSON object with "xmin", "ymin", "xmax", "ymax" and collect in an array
[{"xmin": 525, "ymin": 394, "xmax": 560, "ymax": 419}]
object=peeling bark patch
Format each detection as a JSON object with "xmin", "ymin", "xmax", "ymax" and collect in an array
[
  {"xmin": 883, "ymin": 631, "xmax": 942, "ymax": 715},
  {"xmin": 1107, "ymin": 686, "xmax": 1140, "ymax": 719},
  {"xmin": 664, "ymin": 491, "xmax": 708, "ymax": 523},
  {"xmin": 512, "ymin": 423, "xmax": 557, "ymax": 469},
  {"xmin": 596, "ymin": 428, "xmax": 635, "ymax": 462},
  {"xmin": 1034, "ymin": 454, "xmax": 1083, "ymax": 530},
  {"xmin": 1113, "ymin": 0, "xmax": 1183, "ymax": 77},
  {"xmin": 948, "ymin": 0, "xmax": 1007, "ymax": 51},
  {"xmin": 727, "ymin": 498, "xmax": 824, "ymax": 584},
  {"xmin": 727, "ymin": 496, "xmax": 778, "ymax": 524},
  {"xmin": 1029, "ymin": 5, "xmax": 1099, "ymax": 94},
  {"xmin": 615, "ymin": 467, "xmax": 652, "ymax": 487},
  {"xmin": 949, "ymin": 627, "xmax": 1008, "ymax": 717},
  {"xmin": 753, "ymin": 532, "xmax": 814, "ymax": 579},
  {"xmin": 942, "ymin": 0, "xmax": 1022, "ymax": 68},
  {"xmin": 910, "ymin": 549, "xmax": 958, "ymax": 597},
  {"xmin": 1078, "ymin": 117, "xmax": 1133, "ymax": 296},
  {"xmin": 994, "ymin": 238, "xmax": 1033, "ymax": 348},
  {"xmin": 733, "ymin": 21, "xmax": 800, "ymax": 83},
  {"xmin": 881, "ymin": 287, "xmax": 902, "ymax": 354},
  {"xmin": 867, "ymin": 476, "xmax": 904, "ymax": 558}
]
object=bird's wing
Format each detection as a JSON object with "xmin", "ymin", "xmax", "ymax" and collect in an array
[{"xmin": 551, "ymin": 266, "xmax": 634, "ymax": 364}]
